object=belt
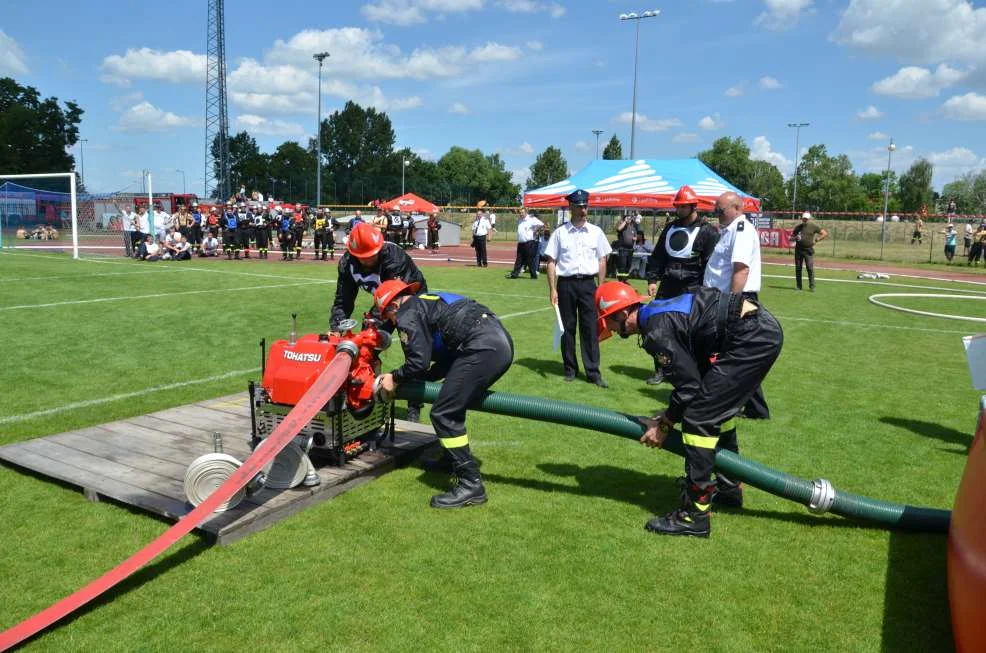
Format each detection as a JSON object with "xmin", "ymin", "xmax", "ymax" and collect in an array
[{"xmin": 560, "ymin": 274, "xmax": 595, "ymax": 281}]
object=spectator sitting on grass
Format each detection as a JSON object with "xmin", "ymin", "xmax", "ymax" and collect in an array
[
  {"xmin": 172, "ymin": 233, "xmax": 192, "ymax": 261},
  {"xmin": 200, "ymin": 233, "xmax": 220, "ymax": 257},
  {"xmin": 137, "ymin": 235, "xmax": 161, "ymax": 261}
]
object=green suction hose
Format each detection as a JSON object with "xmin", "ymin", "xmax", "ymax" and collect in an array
[{"xmin": 396, "ymin": 381, "xmax": 950, "ymax": 533}]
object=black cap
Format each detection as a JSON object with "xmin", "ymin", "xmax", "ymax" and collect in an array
[{"xmin": 565, "ymin": 189, "xmax": 589, "ymax": 206}]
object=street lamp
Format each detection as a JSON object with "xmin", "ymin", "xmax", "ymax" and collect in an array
[
  {"xmin": 314, "ymin": 51, "xmax": 330, "ymax": 207},
  {"xmin": 175, "ymin": 169, "xmax": 186, "ymax": 194},
  {"xmin": 619, "ymin": 9, "xmax": 660, "ymax": 160},
  {"xmin": 880, "ymin": 137, "xmax": 896, "ymax": 260},
  {"xmin": 592, "ymin": 129, "xmax": 604, "ymax": 159},
  {"xmin": 402, "ymin": 158, "xmax": 410, "ymax": 195},
  {"xmin": 79, "ymin": 138, "xmax": 88, "ymax": 187},
  {"xmin": 787, "ymin": 122, "xmax": 809, "ymax": 215}
]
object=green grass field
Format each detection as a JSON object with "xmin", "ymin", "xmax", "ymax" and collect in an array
[{"xmin": 1, "ymin": 249, "xmax": 983, "ymax": 652}]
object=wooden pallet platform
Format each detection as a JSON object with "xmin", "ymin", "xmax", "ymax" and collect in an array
[{"xmin": 0, "ymin": 395, "xmax": 436, "ymax": 545}]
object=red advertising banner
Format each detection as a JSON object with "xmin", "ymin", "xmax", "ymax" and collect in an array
[{"xmin": 758, "ymin": 228, "xmax": 792, "ymax": 248}]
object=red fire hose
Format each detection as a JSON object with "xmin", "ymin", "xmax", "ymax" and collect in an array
[{"xmin": 0, "ymin": 346, "xmax": 359, "ymax": 651}]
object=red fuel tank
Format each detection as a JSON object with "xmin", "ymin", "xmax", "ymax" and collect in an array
[{"xmin": 263, "ymin": 334, "xmax": 338, "ymax": 405}]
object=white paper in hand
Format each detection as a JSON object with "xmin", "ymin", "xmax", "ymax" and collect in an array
[
  {"xmin": 552, "ymin": 304, "xmax": 564, "ymax": 352},
  {"xmin": 963, "ymin": 334, "xmax": 986, "ymax": 390}
]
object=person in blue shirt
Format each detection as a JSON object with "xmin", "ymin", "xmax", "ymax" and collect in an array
[{"xmin": 941, "ymin": 224, "xmax": 958, "ymax": 264}]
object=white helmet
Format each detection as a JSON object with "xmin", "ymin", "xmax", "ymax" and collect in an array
[{"xmin": 801, "ymin": 211, "xmax": 812, "ymax": 220}]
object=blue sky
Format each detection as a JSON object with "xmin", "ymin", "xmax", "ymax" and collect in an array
[{"xmin": 2, "ymin": 0, "xmax": 985, "ymax": 196}]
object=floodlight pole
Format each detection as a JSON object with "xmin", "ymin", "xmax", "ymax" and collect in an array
[
  {"xmin": 402, "ymin": 158, "xmax": 409, "ymax": 195},
  {"xmin": 620, "ymin": 10, "xmax": 660, "ymax": 160},
  {"xmin": 788, "ymin": 122, "xmax": 809, "ymax": 216},
  {"xmin": 880, "ymin": 138, "xmax": 896, "ymax": 260},
  {"xmin": 147, "ymin": 171, "xmax": 155, "ymax": 239},
  {"xmin": 79, "ymin": 138, "xmax": 88, "ymax": 187},
  {"xmin": 314, "ymin": 52, "xmax": 330, "ymax": 208},
  {"xmin": 592, "ymin": 130, "xmax": 603, "ymax": 159}
]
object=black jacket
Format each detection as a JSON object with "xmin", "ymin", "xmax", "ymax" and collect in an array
[
  {"xmin": 331, "ymin": 241, "xmax": 428, "ymax": 329},
  {"xmin": 390, "ymin": 293, "xmax": 490, "ymax": 383},
  {"xmin": 646, "ymin": 218, "xmax": 719, "ymax": 286}
]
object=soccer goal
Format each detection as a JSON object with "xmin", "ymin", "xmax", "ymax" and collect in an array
[{"xmin": 0, "ymin": 172, "xmax": 134, "ymax": 259}]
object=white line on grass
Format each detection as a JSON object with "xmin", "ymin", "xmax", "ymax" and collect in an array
[
  {"xmin": 773, "ymin": 314, "xmax": 974, "ymax": 335},
  {"xmin": 4, "ymin": 269, "xmax": 185, "ymax": 282},
  {"xmin": 763, "ymin": 273, "xmax": 986, "ymax": 295},
  {"xmin": 499, "ymin": 307, "xmax": 553, "ymax": 319},
  {"xmin": 0, "ymin": 367, "xmax": 261, "ymax": 425},
  {"xmin": 0, "ymin": 280, "xmax": 328, "ymax": 311}
]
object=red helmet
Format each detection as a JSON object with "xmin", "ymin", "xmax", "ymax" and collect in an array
[
  {"xmin": 672, "ymin": 185, "xmax": 699, "ymax": 207},
  {"xmin": 373, "ymin": 279, "xmax": 421, "ymax": 314},
  {"xmin": 348, "ymin": 222, "xmax": 385, "ymax": 259},
  {"xmin": 595, "ymin": 281, "xmax": 646, "ymax": 341}
]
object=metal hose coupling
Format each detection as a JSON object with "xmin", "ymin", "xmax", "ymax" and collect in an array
[
  {"xmin": 808, "ymin": 478, "xmax": 836, "ymax": 515},
  {"xmin": 374, "ymin": 330, "xmax": 392, "ymax": 351},
  {"xmin": 335, "ymin": 339, "xmax": 359, "ymax": 358},
  {"xmin": 372, "ymin": 375, "xmax": 394, "ymax": 404}
]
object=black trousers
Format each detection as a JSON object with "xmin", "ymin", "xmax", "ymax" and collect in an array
[
  {"xmin": 430, "ymin": 320, "xmax": 514, "ymax": 437},
  {"xmin": 794, "ymin": 246, "xmax": 815, "ymax": 289},
  {"xmin": 474, "ymin": 234, "xmax": 488, "ymax": 267},
  {"xmin": 557, "ymin": 276, "xmax": 601, "ymax": 379},
  {"xmin": 682, "ymin": 307, "xmax": 783, "ymax": 493},
  {"xmin": 616, "ymin": 247, "xmax": 634, "ymax": 279},
  {"xmin": 511, "ymin": 241, "xmax": 538, "ymax": 277}
]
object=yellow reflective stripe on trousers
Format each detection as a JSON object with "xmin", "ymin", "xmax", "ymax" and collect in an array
[
  {"xmin": 439, "ymin": 434, "xmax": 469, "ymax": 449},
  {"xmin": 720, "ymin": 418, "xmax": 736, "ymax": 432},
  {"xmin": 682, "ymin": 432, "xmax": 718, "ymax": 449}
]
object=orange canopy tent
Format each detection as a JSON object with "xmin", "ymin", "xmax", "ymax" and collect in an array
[{"xmin": 379, "ymin": 193, "xmax": 439, "ymax": 214}]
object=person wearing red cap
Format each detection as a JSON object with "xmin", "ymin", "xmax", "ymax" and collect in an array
[
  {"xmin": 595, "ymin": 281, "xmax": 783, "ymax": 537},
  {"xmin": 643, "ymin": 185, "xmax": 720, "ymax": 385},
  {"xmin": 374, "ymin": 280, "xmax": 513, "ymax": 508}
]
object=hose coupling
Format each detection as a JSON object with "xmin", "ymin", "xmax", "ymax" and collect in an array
[
  {"xmin": 808, "ymin": 478, "xmax": 836, "ymax": 515},
  {"xmin": 335, "ymin": 340, "xmax": 359, "ymax": 358}
]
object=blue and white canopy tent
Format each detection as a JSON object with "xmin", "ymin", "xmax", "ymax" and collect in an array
[{"xmin": 523, "ymin": 158, "xmax": 760, "ymax": 212}]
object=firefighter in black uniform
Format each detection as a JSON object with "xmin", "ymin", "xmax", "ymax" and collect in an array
[
  {"xmin": 237, "ymin": 204, "xmax": 253, "ymax": 258},
  {"xmin": 331, "ymin": 221, "xmax": 428, "ymax": 421},
  {"xmin": 190, "ymin": 202, "xmax": 204, "ymax": 254},
  {"xmin": 595, "ymin": 281, "xmax": 783, "ymax": 537},
  {"xmin": 312, "ymin": 208, "xmax": 331, "ymax": 261},
  {"xmin": 291, "ymin": 207, "xmax": 307, "ymax": 260},
  {"xmin": 222, "ymin": 202, "xmax": 238, "ymax": 259},
  {"xmin": 277, "ymin": 208, "xmax": 293, "ymax": 260},
  {"xmin": 253, "ymin": 207, "xmax": 270, "ymax": 259},
  {"xmin": 644, "ymin": 185, "xmax": 720, "ymax": 385},
  {"xmin": 387, "ymin": 209, "xmax": 404, "ymax": 243},
  {"xmin": 374, "ymin": 280, "xmax": 514, "ymax": 508}
]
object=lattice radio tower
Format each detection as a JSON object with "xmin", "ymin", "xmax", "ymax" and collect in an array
[{"xmin": 205, "ymin": 0, "xmax": 230, "ymax": 200}]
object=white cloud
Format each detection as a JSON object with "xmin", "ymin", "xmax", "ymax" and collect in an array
[
  {"xmin": 942, "ymin": 92, "xmax": 986, "ymax": 120},
  {"xmin": 413, "ymin": 147, "xmax": 435, "ymax": 160},
  {"xmin": 871, "ymin": 64, "xmax": 967, "ymax": 99},
  {"xmin": 928, "ymin": 146, "xmax": 984, "ymax": 168},
  {"xmin": 698, "ymin": 113, "xmax": 723, "ymax": 130},
  {"xmin": 672, "ymin": 132, "xmax": 699, "ymax": 144},
  {"xmin": 615, "ymin": 112, "xmax": 682, "ymax": 131},
  {"xmin": 549, "ymin": 3, "xmax": 566, "ymax": 18},
  {"xmin": 115, "ymin": 101, "xmax": 197, "ymax": 132},
  {"xmin": 100, "ymin": 48, "xmax": 206, "ymax": 86},
  {"xmin": 361, "ymin": 0, "xmax": 485, "ymax": 25},
  {"xmin": 517, "ymin": 142, "xmax": 534, "ymax": 154},
  {"xmin": 468, "ymin": 42, "xmax": 523, "ymax": 62},
  {"xmin": 725, "ymin": 85, "xmax": 744, "ymax": 97},
  {"xmin": 449, "ymin": 102, "xmax": 470, "ymax": 114},
  {"xmin": 233, "ymin": 114, "xmax": 306, "ymax": 137},
  {"xmin": 110, "ymin": 91, "xmax": 144, "ymax": 112},
  {"xmin": 228, "ymin": 59, "xmax": 314, "ymax": 95},
  {"xmin": 0, "ymin": 30, "xmax": 28, "ymax": 75},
  {"xmin": 750, "ymin": 135, "xmax": 794, "ymax": 176},
  {"xmin": 856, "ymin": 105, "xmax": 884, "ymax": 119},
  {"xmin": 833, "ymin": 0, "xmax": 986, "ymax": 66},
  {"xmin": 574, "ymin": 140, "xmax": 591, "ymax": 152},
  {"xmin": 526, "ymin": 40, "xmax": 543, "ymax": 51},
  {"xmin": 755, "ymin": 0, "xmax": 815, "ymax": 31},
  {"xmin": 230, "ymin": 91, "xmax": 316, "ymax": 115},
  {"xmin": 511, "ymin": 167, "xmax": 531, "ymax": 185},
  {"xmin": 867, "ymin": 131, "xmax": 890, "ymax": 141},
  {"xmin": 758, "ymin": 76, "xmax": 782, "ymax": 90}
]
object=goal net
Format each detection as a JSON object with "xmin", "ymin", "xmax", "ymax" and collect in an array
[{"xmin": 0, "ymin": 173, "xmax": 133, "ymax": 259}]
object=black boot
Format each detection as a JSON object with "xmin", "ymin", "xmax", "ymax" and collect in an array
[
  {"xmin": 713, "ymin": 473, "xmax": 744, "ymax": 508},
  {"xmin": 431, "ymin": 447, "xmax": 487, "ymax": 509},
  {"xmin": 405, "ymin": 404, "xmax": 420, "ymax": 423},
  {"xmin": 644, "ymin": 483, "xmax": 711, "ymax": 537},
  {"xmin": 646, "ymin": 370, "xmax": 665, "ymax": 385}
]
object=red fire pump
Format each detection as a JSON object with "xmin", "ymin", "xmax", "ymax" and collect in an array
[{"xmin": 248, "ymin": 315, "xmax": 394, "ymax": 475}]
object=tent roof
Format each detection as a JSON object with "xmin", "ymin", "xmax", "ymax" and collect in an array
[
  {"xmin": 379, "ymin": 192, "xmax": 439, "ymax": 214},
  {"xmin": 523, "ymin": 158, "xmax": 760, "ymax": 212}
]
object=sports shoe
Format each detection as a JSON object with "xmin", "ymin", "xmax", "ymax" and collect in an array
[
  {"xmin": 646, "ymin": 372, "xmax": 665, "ymax": 385},
  {"xmin": 644, "ymin": 507, "xmax": 710, "ymax": 537}
]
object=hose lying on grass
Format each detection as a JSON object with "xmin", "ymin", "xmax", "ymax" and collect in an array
[{"xmin": 395, "ymin": 381, "xmax": 950, "ymax": 533}]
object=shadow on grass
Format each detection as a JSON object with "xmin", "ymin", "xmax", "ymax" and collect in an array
[
  {"xmin": 881, "ymin": 532, "xmax": 953, "ymax": 652},
  {"xmin": 513, "ymin": 357, "xmax": 566, "ymax": 379},
  {"xmin": 765, "ymin": 284, "xmax": 800, "ymax": 291},
  {"xmin": 609, "ymin": 364, "xmax": 657, "ymax": 383},
  {"xmin": 879, "ymin": 416, "xmax": 970, "ymax": 453}
]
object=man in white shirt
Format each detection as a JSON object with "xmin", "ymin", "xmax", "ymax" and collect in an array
[
  {"xmin": 703, "ymin": 190, "xmax": 770, "ymax": 421},
  {"xmin": 471, "ymin": 210, "xmax": 493, "ymax": 267},
  {"xmin": 135, "ymin": 205, "xmax": 151, "ymax": 242},
  {"xmin": 200, "ymin": 233, "xmax": 220, "ymax": 257},
  {"xmin": 508, "ymin": 209, "xmax": 544, "ymax": 279},
  {"xmin": 544, "ymin": 189, "xmax": 612, "ymax": 388},
  {"xmin": 118, "ymin": 204, "xmax": 137, "ymax": 256}
]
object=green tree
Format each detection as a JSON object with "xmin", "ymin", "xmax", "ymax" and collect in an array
[
  {"xmin": 897, "ymin": 159, "xmax": 935, "ymax": 212},
  {"xmin": 790, "ymin": 144, "xmax": 864, "ymax": 212},
  {"xmin": 526, "ymin": 146, "xmax": 569, "ymax": 190},
  {"xmin": 943, "ymin": 171, "xmax": 986, "ymax": 214},
  {"xmin": 0, "ymin": 77, "xmax": 83, "ymax": 188},
  {"xmin": 437, "ymin": 147, "xmax": 519, "ymax": 205},
  {"xmin": 602, "ymin": 135, "xmax": 623, "ymax": 160},
  {"xmin": 698, "ymin": 136, "xmax": 752, "ymax": 190},
  {"xmin": 268, "ymin": 141, "xmax": 318, "ymax": 204},
  {"xmin": 211, "ymin": 131, "xmax": 270, "ymax": 200},
  {"xmin": 312, "ymin": 101, "xmax": 396, "ymax": 204},
  {"xmin": 858, "ymin": 171, "xmax": 899, "ymax": 213},
  {"xmin": 747, "ymin": 160, "xmax": 788, "ymax": 211}
]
